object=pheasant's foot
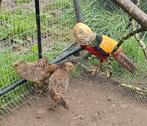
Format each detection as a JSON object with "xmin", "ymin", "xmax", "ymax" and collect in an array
[
  {"xmin": 48, "ymin": 104, "xmax": 57, "ymax": 111},
  {"xmin": 106, "ymin": 71, "xmax": 112, "ymax": 79},
  {"xmin": 34, "ymin": 89, "xmax": 44, "ymax": 96},
  {"xmin": 106, "ymin": 58, "xmax": 113, "ymax": 79},
  {"xmin": 34, "ymin": 85, "xmax": 48, "ymax": 96},
  {"xmin": 106, "ymin": 69, "xmax": 113, "ymax": 79},
  {"xmin": 87, "ymin": 66, "xmax": 100, "ymax": 75}
]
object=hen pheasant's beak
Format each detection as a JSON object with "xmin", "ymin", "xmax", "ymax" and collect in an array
[
  {"xmin": 12, "ymin": 63, "xmax": 18, "ymax": 68},
  {"xmin": 12, "ymin": 61, "xmax": 22, "ymax": 68}
]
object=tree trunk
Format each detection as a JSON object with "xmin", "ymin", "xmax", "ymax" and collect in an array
[{"xmin": 111, "ymin": 0, "xmax": 147, "ymax": 30}]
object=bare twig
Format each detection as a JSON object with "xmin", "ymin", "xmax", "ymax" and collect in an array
[
  {"xmin": 131, "ymin": 20, "xmax": 147, "ymax": 59},
  {"xmin": 120, "ymin": 83, "xmax": 147, "ymax": 95},
  {"xmin": 112, "ymin": 28, "xmax": 146, "ymax": 54},
  {"xmin": 130, "ymin": 0, "xmax": 147, "ymax": 60}
]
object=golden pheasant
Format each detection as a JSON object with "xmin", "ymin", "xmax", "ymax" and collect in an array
[
  {"xmin": 73, "ymin": 22, "xmax": 136, "ymax": 77},
  {"xmin": 48, "ymin": 62, "xmax": 74, "ymax": 110}
]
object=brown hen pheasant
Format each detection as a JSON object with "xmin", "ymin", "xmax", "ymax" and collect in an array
[
  {"xmin": 12, "ymin": 58, "xmax": 60, "ymax": 92},
  {"xmin": 48, "ymin": 62, "xmax": 74, "ymax": 110}
]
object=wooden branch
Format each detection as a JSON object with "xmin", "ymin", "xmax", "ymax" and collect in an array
[
  {"xmin": 112, "ymin": 28, "xmax": 146, "ymax": 53},
  {"xmin": 111, "ymin": 0, "xmax": 147, "ymax": 30},
  {"xmin": 120, "ymin": 83, "xmax": 147, "ymax": 96},
  {"xmin": 131, "ymin": 19, "xmax": 147, "ymax": 60},
  {"xmin": 111, "ymin": 0, "xmax": 147, "ymax": 58},
  {"xmin": 130, "ymin": 0, "xmax": 147, "ymax": 60}
]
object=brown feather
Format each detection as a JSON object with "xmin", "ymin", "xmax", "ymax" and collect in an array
[
  {"xmin": 12, "ymin": 58, "xmax": 60, "ymax": 88},
  {"xmin": 48, "ymin": 62, "xmax": 74, "ymax": 109}
]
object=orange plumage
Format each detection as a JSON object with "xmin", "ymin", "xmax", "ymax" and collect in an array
[{"xmin": 73, "ymin": 22, "xmax": 136, "ymax": 75}]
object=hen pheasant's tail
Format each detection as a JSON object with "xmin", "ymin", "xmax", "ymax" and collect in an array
[
  {"xmin": 113, "ymin": 49, "xmax": 136, "ymax": 73},
  {"xmin": 59, "ymin": 98, "xmax": 69, "ymax": 109},
  {"xmin": 49, "ymin": 89, "xmax": 69, "ymax": 109}
]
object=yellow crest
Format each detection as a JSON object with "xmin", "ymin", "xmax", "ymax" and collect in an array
[{"xmin": 73, "ymin": 22, "xmax": 96, "ymax": 45}]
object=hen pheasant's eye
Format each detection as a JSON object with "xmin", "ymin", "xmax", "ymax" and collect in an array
[{"xmin": 14, "ymin": 64, "xmax": 18, "ymax": 67}]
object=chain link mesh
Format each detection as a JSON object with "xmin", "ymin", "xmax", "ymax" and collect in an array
[{"xmin": 0, "ymin": 0, "xmax": 147, "ymax": 120}]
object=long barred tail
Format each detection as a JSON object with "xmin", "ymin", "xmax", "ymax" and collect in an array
[{"xmin": 113, "ymin": 49, "xmax": 136, "ymax": 73}]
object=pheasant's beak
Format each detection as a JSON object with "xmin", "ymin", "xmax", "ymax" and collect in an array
[
  {"xmin": 12, "ymin": 61, "xmax": 22, "ymax": 68},
  {"xmin": 12, "ymin": 63, "xmax": 17, "ymax": 68}
]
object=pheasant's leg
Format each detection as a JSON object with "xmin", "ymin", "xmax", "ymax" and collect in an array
[
  {"xmin": 41, "ymin": 84, "xmax": 48, "ymax": 92},
  {"xmin": 91, "ymin": 62, "xmax": 102, "ymax": 75},
  {"xmin": 81, "ymin": 52, "xmax": 103, "ymax": 75},
  {"xmin": 34, "ymin": 84, "xmax": 48, "ymax": 96},
  {"xmin": 33, "ymin": 83, "xmax": 41, "ymax": 93},
  {"xmin": 48, "ymin": 101, "xmax": 58, "ymax": 111},
  {"xmin": 87, "ymin": 59, "xmax": 103, "ymax": 75},
  {"xmin": 83, "ymin": 53, "xmax": 92, "ymax": 60},
  {"xmin": 106, "ymin": 57, "xmax": 113, "ymax": 79},
  {"xmin": 34, "ymin": 89, "xmax": 44, "ymax": 96},
  {"xmin": 38, "ymin": 86, "xmax": 48, "ymax": 96}
]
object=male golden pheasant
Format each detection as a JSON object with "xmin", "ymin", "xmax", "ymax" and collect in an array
[{"xmin": 73, "ymin": 22, "xmax": 136, "ymax": 75}]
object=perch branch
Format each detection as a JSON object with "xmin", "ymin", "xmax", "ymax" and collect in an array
[
  {"xmin": 112, "ymin": 28, "xmax": 146, "ymax": 54},
  {"xmin": 130, "ymin": 0, "xmax": 147, "ymax": 60},
  {"xmin": 131, "ymin": 19, "xmax": 147, "ymax": 59},
  {"xmin": 111, "ymin": 0, "xmax": 147, "ymax": 30}
]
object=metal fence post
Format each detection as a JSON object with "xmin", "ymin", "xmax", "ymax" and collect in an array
[
  {"xmin": 0, "ymin": 0, "xmax": 42, "ymax": 97},
  {"xmin": 35, "ymin": 0, "xmax": 42, "ymax": 59},
  {"xmin": 73, "ymin": 0, "xmax": 83, "ymax": 22}
]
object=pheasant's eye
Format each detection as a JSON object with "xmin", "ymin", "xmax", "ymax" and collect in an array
[{"xmin": 14, "ymin": 64, "xmax": 18, "ymax": 67}]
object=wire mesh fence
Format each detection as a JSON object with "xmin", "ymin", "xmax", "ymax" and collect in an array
[
  {"xmin": 0, "ymin": 0, "xmax": 39, "ymax": 119},
  {"xmin": 40, "ymin": 0, "xmax": 75, "ymax": 58},
  {"xmin": 0, "ymin": 0, "xmax": 147, "ymax": 120},
  {"xmin": 0, "ymin": 0, "xmax": 75, "ymax": 119}
]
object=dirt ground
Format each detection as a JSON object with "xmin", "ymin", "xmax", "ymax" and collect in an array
[
  {"xmin": 1, "ymin": 0, "xmax": 147, "ymax": 125},
  {"xmin": 2, "ymin": 0, "xmax": 51, "ymax": 11},
  {"xmin": 1, "ymin": 73, "xmax": 147, "ymax": 126}
]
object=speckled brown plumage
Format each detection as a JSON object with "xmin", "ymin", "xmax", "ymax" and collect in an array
[
  {"xmin": 12, "ymin": 58, "xmax": 60, "ymax": 88},
  {"xmin": 48, "ymin": 62, "xmax": 74, "ymax": 110}
]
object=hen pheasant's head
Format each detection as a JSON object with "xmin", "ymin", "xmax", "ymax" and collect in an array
[
  {"xmin": 73, "ymin": 22, "xmax": 96, "ymax": 45},
  {"xmin": 12, "ymin": 61, "xmax": 26, "ymax": 69},
  {"xmin": 63, "ymin": 62, "xmax": 75, "ymax": 72}
]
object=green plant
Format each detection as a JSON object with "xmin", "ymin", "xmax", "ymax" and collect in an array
[
  {"xmin": 15, "ymin": 0, "xmax": 32, "ymax": 4},
  {"xmin": 1, "ymin": 0, "xmax": 147, "ymax": 110},
  {"xmin": 0, "ymin": 9, "xmax": 53, "ymax": 42},
  {"xmin": 45, "ymin": 0, "xmax": 71, "ymax": 10}
]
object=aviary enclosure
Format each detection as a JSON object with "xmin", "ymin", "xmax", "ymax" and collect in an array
[{"xmin": 0, "ymin": 0, "xmax": 147, "ymax": 119}]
